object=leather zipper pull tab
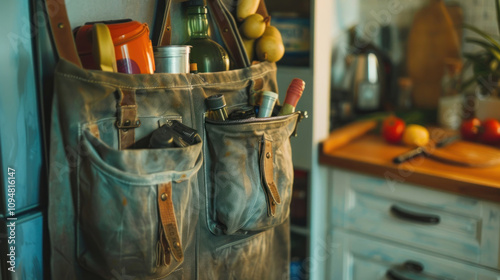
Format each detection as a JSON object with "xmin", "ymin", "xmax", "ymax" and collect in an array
[{"xmin": 157, "ymin": 182, "xmax": 183, "ymax": 262}]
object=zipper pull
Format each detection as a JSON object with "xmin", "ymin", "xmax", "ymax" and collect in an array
[{"xmin": 292, "ymin": 111, "xmax": 308, "ymax": 137}]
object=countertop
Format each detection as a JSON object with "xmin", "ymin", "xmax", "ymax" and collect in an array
[{"xmin": 319, "ymin": 133, "xmax": 500, "ymax": 203}]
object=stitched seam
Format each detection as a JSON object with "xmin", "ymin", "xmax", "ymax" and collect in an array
[
  {"xmin": 57, "ymin": 73, "xmax": 192, "ymax": 90},
  {"xmin": 56, "ymin": 68, "xmax": 276, "ymax": 90},
  {"xmin": 199, "ymin": 70, "xmax": 276, "ymax": 88}
]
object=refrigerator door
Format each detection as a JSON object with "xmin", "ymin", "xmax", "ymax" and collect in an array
[
  {"xmin": 1, "ymin": 211, "xmax": 44, "ymax": 279},
  {"xmin": 0, "ymin": 0, "xmax": 44, "ymax": 216}
]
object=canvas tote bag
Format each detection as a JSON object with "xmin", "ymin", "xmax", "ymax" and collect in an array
[{"xmin": 44, "ymin": 0, "xmax": 302, "ymax": 279}]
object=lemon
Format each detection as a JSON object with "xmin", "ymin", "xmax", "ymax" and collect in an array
[{"xmin": 402, "ymin": 124, "xmax": 429, "ymax": 147}]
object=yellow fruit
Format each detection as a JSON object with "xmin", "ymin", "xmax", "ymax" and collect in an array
[
  {"xmin": 256, "ymin": 36, "xmax": 285, "ymax": 62},
  {"xmin": 242, "ymin": 38, "xmax": 255, "ymax": 61},
  {"xmin": 239, "ymin": 14, "xmax": 266, "ymax": 39},
  {"xmin": 402, "ymin": 124, "xmax": 430, "ymax": 147},
  {"xmin": 236, "ymin": 0, "xmax": 260, "ymax": 22},
  {"xmin": 262, "ymin": 25, "xmax": 282, "ymax": 42}
]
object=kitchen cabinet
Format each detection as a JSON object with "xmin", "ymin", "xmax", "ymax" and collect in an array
[
  {"xmin": 331, "ymin": 230, "xmax": 500, "ymax": 280},
  {"xmin": 319, "ymin": 133, "xmax": 500, "ymax": 279},
  {"xmin": 330, "ymin": 168, "xmax": 500, "ymax": 275}
]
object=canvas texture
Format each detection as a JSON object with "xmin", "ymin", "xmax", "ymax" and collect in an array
[{"xmin": 48, "ymin": 58, "xmax": 298, "ymax": 279}]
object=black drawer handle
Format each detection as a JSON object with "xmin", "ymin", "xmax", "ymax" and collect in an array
[
  {"xmin": 386, "ymin": 270, "xmax": 414, "ymax": 280},
  {"xmin": 386, "ymin": 261, "xmax": 424, "ymax": 280},
  {"xmin": 390, "ymin": 205, "xmax": 440, "ymax": 225}
]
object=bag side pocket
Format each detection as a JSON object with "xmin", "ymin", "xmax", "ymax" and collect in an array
[
  {"xmin": 205, "ymin": 113, "xmax": 299, "ymax": 235},
  {"xmin": 77, "ymin": 122, "xmax": 202, "ymax": 279}
]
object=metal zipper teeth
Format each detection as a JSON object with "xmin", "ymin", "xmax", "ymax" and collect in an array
[{"xmin": 205, "ymin": 111, "xmax": 300, "ymax": 125}]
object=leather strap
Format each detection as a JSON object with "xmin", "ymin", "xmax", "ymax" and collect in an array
[
  {"xmin": 44, "ymin": 0, "xmax": 172, "ymax": 65},
  {"xmin": 260, "ymin": 138, "xmax": 281, "ymax": 216},
  {"xmin": 44, "ymin": 0, "xmax": 266, "ymax": 69},
  {"xmin": 256, "ymin": 0, "xmax": 270, "ymax": 19},
  {"xmin": 44, "ymin": 0, "xmax": 82, "ymax": 67},
  {"xmin": 152, "ymin": 0, "xmax": 173, "ymax": 46},
  {"xmin": 157, "ymin": 182, "xmax": 183, "ymax": 262},
  {"xmin": 160, "ymin": 13, "xmax": 173, "ymax": 46},
  {"xmin": 206, "ymin": 0, "xmax": 249, "ymax": 68},
  {"xmin": 248, "ymin": 77, "xmax": 264, "ymax": 105},
  {"xmin": 115, "ymin": 89, "xmax": 140, "ymax": 150},
  {"xmin": 158, "ymin": 223, "xmax": 171, "ymax": 266}
]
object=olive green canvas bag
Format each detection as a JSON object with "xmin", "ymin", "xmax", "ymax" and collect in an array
[{"xmin": 44, "ymin": 0, "xmax": 302, "ymax": 279}]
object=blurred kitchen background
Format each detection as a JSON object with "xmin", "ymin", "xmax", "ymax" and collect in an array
[{"xmin": 268, "ymin": 0, "xmax": 500, "ymax": 279}]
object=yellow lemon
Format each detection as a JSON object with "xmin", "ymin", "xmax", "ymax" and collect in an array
[{"xmin": 402, "ymin": 124, "xmax": 429, "ymax": 147}]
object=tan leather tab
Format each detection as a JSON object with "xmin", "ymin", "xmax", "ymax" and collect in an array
[
  {"xmin": 158, "ymin": 226, "xmax": 171, "ymax": 266},
  {"xmin": 45, "ymin": 0, "xmax": 82, "ymax": 67},
  {"xmin": 116, "ymin": 89, "xmax": 140, "ymax": 150},
  {"xmin": 157, "ymin": 182, "xmax": 183, "ymax": 262},
  {"xmin": 248, "ymin": 78, "xmax": 264, "ymax": 105},
  {"xmin": 261, "ymin": 138, "xmax": 281, "ymax": 216},
  {"xmin": 254, "ymin": 78, "xmax": 264, "ymax": 93}
]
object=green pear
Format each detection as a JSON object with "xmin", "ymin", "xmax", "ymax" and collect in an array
[
  {"xmin": 256, "ymin": 35, "xmax": 285, "ymax": 63},
  {"xmin": 242, "ymin": 38, "xmax": 256, "ymax": 61},
  {"xmin": 262, "ymin": 25, "xmax": 283, "ymax": 42},
  {"xmin": 239, "ymin": 14, "xmax": 267, "ymax": 39},
  {"xmin": 236, "ymin": 0, "xmax": 260, "ymax": 22}
]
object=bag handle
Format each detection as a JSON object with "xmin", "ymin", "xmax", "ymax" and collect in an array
[
  {"xmin": 44, "ymin": 0, "xmax": 268, "ymax": 68},
  {"xmin": 152, "ymin": 0, "xmax": 270, "ymax": 69},
  {"xmin": 45, "ymin": 0, "xmax": 82, "ymax": 67},
  {"xmin": 43, "ymin": 0, "xmax": 172, "ymax": 68}
]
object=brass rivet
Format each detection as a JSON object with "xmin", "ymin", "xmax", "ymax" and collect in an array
[
  {"xmin": 224, "ymin": 28, "xmax": 229, "ymax": 32},
  {"xmin": 174, "ymin": 242, "xmax": 180, "ymax": 248},
  {"xmin": 124, "ymin": 120, "xmax": 131, "ymax": 126},
  {"xmin": 58, "ymin": 23, "xmax": 64, "ymax": 29},
  {"xmin": 161, "ymin": 193, "xmax": 167, "ymax": 201},
  {"xmin": 272, "ymin": 201, "xmax": 276, "ymax": 205},
  {"xmin": 266, "ymin": 152, "xmax": 271, "ymax": 159}
]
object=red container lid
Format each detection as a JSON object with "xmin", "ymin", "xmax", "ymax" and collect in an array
[{"xmin": 74, "ymin": 20, "xmax": 148, "ymax": 55}]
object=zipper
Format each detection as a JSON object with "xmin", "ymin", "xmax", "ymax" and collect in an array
[
  {"xmin": 205, "ymin": 111, "xmax": 301, "ymax": 125},
  {"xmin": 292, "ymin": 111, "xmax": 308, "ymax": 137}
]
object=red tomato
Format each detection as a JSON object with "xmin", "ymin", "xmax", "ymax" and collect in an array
[
  {"xmin": 382, "ymin": 116, "xmax": 405, "ymax": 144},
  {"xmin": 460, "ymin": 118, "xmax": 481, "ymax": 141},
  {"xmin": 478, "ymin": 118, "xmax": 500, "ymax": 144}
]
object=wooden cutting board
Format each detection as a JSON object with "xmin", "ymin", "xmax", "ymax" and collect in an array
[
  {"xmin": 429, "ymin": 140, "xmax": 500, "ymax": 167},
  {"xmin": 407, "ymin": 0, "xmax": 461, "ymax": 109},
  {"xmin": 446, "ymin": 3, "xmax": 464, "ymax": 49}
]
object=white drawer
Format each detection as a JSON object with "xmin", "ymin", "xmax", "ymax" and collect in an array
[
  {"xmin": 330, "ymin": 229, "xmax": 500, "ymax": 280},
  {"xmin": 331, "ymin": 168, "xmax": 500, "ymax": 269}
]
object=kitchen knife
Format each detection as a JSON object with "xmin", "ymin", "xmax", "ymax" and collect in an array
[{"xmin": 393, "ymin": 135, "xmax": 460, "ymax": 164}]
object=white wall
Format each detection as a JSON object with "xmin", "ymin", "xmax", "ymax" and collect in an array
[{"xmin": 66, "ymin": 0, "xmax": 156, "ymax": 28}]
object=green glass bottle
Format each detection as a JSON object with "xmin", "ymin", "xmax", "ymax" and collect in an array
[{"xmin": 184, "ymin": 6, "xmax": 230, "ymax": 73}]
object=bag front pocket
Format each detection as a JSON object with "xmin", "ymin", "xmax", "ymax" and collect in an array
[
  {"xmin": 77, "ymin": 121, "xmax": 202, "ymax": 279},
  {"xmin": 205, "ymin": 113, "xmax": 299, "ymax": 235}
]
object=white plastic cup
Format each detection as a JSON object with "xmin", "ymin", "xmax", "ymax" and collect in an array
[{"xmin": 258, "ymin": 91, "xmax": 278, "ymax": 118}]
